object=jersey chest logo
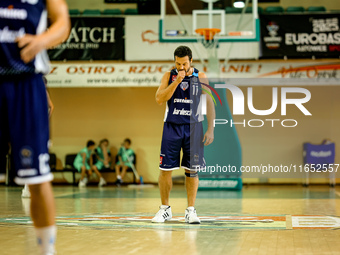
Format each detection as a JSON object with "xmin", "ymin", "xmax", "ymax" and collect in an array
[{"xmin": 180, "ymin": 81, "xmax": 189, "ymax": 91}]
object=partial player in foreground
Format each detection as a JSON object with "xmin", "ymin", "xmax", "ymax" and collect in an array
[
  {"xmin": 153, "ymin": 46, "xmax": 215, "ymax": 224},
  {"xmin": 0, "ymin": 0, "xmax": 70, "ymax": 254},
  {"xmin": 22, "ymin": 76, "xmax": 55, "ymax": 198}
]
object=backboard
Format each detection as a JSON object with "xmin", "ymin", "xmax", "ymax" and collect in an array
[{"xmin": 159, "ymin": 0, "xmax": 260, "ymax": 43}]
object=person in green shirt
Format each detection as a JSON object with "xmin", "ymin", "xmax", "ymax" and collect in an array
[
  {"xmin": 115, "ymin": 138, "xmax": 134, "ymax": 184},
  {"xmin": 74, "ymin": 140, "xmax": 106, "ymax": 187},
  {"xmin": 94, "ymin": 139, "xmax": 112, "ymax": 171}
]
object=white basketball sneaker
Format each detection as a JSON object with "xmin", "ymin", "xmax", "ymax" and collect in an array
[
  {"xmin": 78, "ymin": 179, "xmax": 86, "ymax": 188},
  {"xmin": 21, "ymin": 185, "xmax": 31, "ymax": 198},
  {"xmin": 98, "ymin": 177, "xmax": 107, "ymax": 187},
  {"xmin": 151, "ymin": 206, "xmax": 172, "ymax": 223},
  {"xmin": 185, "ymin": 207, "xmax": 201, "ymax": 224}
]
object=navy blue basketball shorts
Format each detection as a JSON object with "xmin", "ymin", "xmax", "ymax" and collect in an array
[
  {"xmin": 0, "ymin": 74, "xmax": 53, "ymax": 185},
  {"xmin": 159, "ymin": 122, "xmax": 205, "ymax": 171}
]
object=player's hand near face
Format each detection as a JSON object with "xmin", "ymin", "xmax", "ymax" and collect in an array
[
  {"xmin": 156, "ymin": 71, "xmax": 182, "ymax": 105},
  {"xmin": 176, "ymin": 69, "xmax": 186, "ymax": 83}
]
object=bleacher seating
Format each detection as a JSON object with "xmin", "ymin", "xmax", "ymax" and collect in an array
[
  {"xmin": 63, "ymin": 154, "xmax": 78, "ymax": 185},
  {"xmin": 307, "ymin": 6, "xmax": 327, "ymax": 12},
  {"xmin": 225, "ymin": 7, "xmax": 242, "ymax": 13},
  {"xmin": 69, "ymin": 9, "xmax": 81, "ymax": 15},
  {"xmin": 82, "ymin": 9, "xmax": 101, "ymax": 16},
  {"xmin": 68, "ymin": 6, "xmax": 328, "ymax": 18},
  {"xmin": 245, "ymin": 6, "xmax": 264, "ymax": 14},
  {"xmin": 91, "ymin": 153, "xmax": 138, "ymax": 184},
  {"xmin": 48, "ymin": 153, "xmax": 77, "ymax": 185},
  {"xmin": 286, "ymin": 6, "xmax": 305, "ymax": 13},
  {"xmin": 125, "ymin": 8, "xmax": 138, "ymax": 15},
  {"xmin": 105, "ymin": 0, "xmax": 138, "ymax": 3},
  {"xmin": 49, "ymin": 152, "xmax": 138, "ymax": 185},
  {"xmin": 265, "ymin": 6, "xmax": 284, "ymax": 13},
  {"xmin": 103, "ymin": 9, "xmax": 123, "ymax": 15}
]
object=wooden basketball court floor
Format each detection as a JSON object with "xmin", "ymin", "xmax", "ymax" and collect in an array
[{"xmin": 1, "ymin": 184, "xmax": 340, "ymax": 255}]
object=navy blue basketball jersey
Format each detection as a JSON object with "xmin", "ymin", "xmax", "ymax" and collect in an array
[
  {"xmin": 164, "ymin": 68, "xmax": 204, "ymax": 124},
  {"xmin": 0, "ymin": 0, "xmax": 49, "ymax": 76}
]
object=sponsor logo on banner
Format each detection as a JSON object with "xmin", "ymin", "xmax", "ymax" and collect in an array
[
  {"xmin": 286, "ymin": 17, "xmax": 340, "ymax": 53},
  {"xmin": 261, "ymin": 14, "xmax": 340, "ymax": 57},
  {"xmin": 264, "ymin": 21, "xmax": 282, "ymax": 49},
  {"xmin": 141, "ymin": 30, "xmax": 158, "ymax": 44}
]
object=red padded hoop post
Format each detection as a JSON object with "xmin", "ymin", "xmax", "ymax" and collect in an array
[{"xmin": 195, "ymin": 28, "xmax": 221, "ymax": 41}]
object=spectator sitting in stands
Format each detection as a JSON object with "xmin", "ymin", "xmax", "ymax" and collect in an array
[
  {"xmin": 74, "ymin": 140, "xmax": 107, "ymax": 187},
  {"xmin": 115, "ymin": 138, "xmax": 134, "ymax": 185}
]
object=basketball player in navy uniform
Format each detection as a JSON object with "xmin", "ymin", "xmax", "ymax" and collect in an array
[
  {"xmin": 152, "ymin": 46, "xmax": 215, "ymax": 224},
  {"xmin": 0, "ymin": 0, "xmax": 70, "ymax": 254}
]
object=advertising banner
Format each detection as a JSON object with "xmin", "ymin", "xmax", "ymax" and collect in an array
[
  {"xmin": 261, "ymin": 14, "xmax": 340, "ymax": 58},
  {"xmin": 46, "ymin": 61, "xmax": 340, "ymax": 87},
  {"xmin": 48, "ymin": 17, "xmax": 124, "ymax": 60}
]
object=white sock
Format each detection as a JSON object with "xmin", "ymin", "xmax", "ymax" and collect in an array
[
  {"xmin": 187, "ymin": 206, "xmax": 195, "ymax": 211},
  {"xmin": 117, "ymin": 175, "xmax": 122, "ymax": 180},
  {"xmin": 161, "ymin": 205, "xmax": 170, "ymax": 209},
  {"xmin": 35, "ymin": 225, "xmax": 57, "ymax": 255}
]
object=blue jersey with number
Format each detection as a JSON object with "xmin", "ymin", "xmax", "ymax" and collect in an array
[
  {"xmin": 0, "ymin": 0, "xmax": 49, "ymax": 76},
  {"xmin": 164, "ymin": 68, "xmax": 204, "ymax": 124}
]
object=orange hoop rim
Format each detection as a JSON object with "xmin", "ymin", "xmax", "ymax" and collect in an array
[{"xmin": 195, "ymin": 28, "xmax": 221, "ymax": 41}]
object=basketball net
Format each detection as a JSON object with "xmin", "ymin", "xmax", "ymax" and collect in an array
[{"xmin": 195, "ymin": 28, "xmax": 220, "ymax": 76}]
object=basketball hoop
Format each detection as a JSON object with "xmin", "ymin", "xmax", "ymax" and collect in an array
[
  {"xmin": 195, "ymin": 28, "xmax": 220, "ymax": 50},
  {"xmin": 195, "ymin": 28, "xmax": 220, "ymax": 41},
  {"xmin": 195, "ymin": 28, "xmax": 220, "ymax": 75}
]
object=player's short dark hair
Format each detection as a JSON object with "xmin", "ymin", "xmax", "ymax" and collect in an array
[
  {"xmin": 87, "ymin": 140, "xmax": 95, "ymax": 147},
  {"xmin": 124, "ymin": 138, "xmax": 131, "ymax": 145},
  {"xmin": 174, "ymin": 46, "xmax": 192, "ymax": 61},
  {"xmin": 100, "ymin": 138, "xmax": 109, "ymax": 144}
]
